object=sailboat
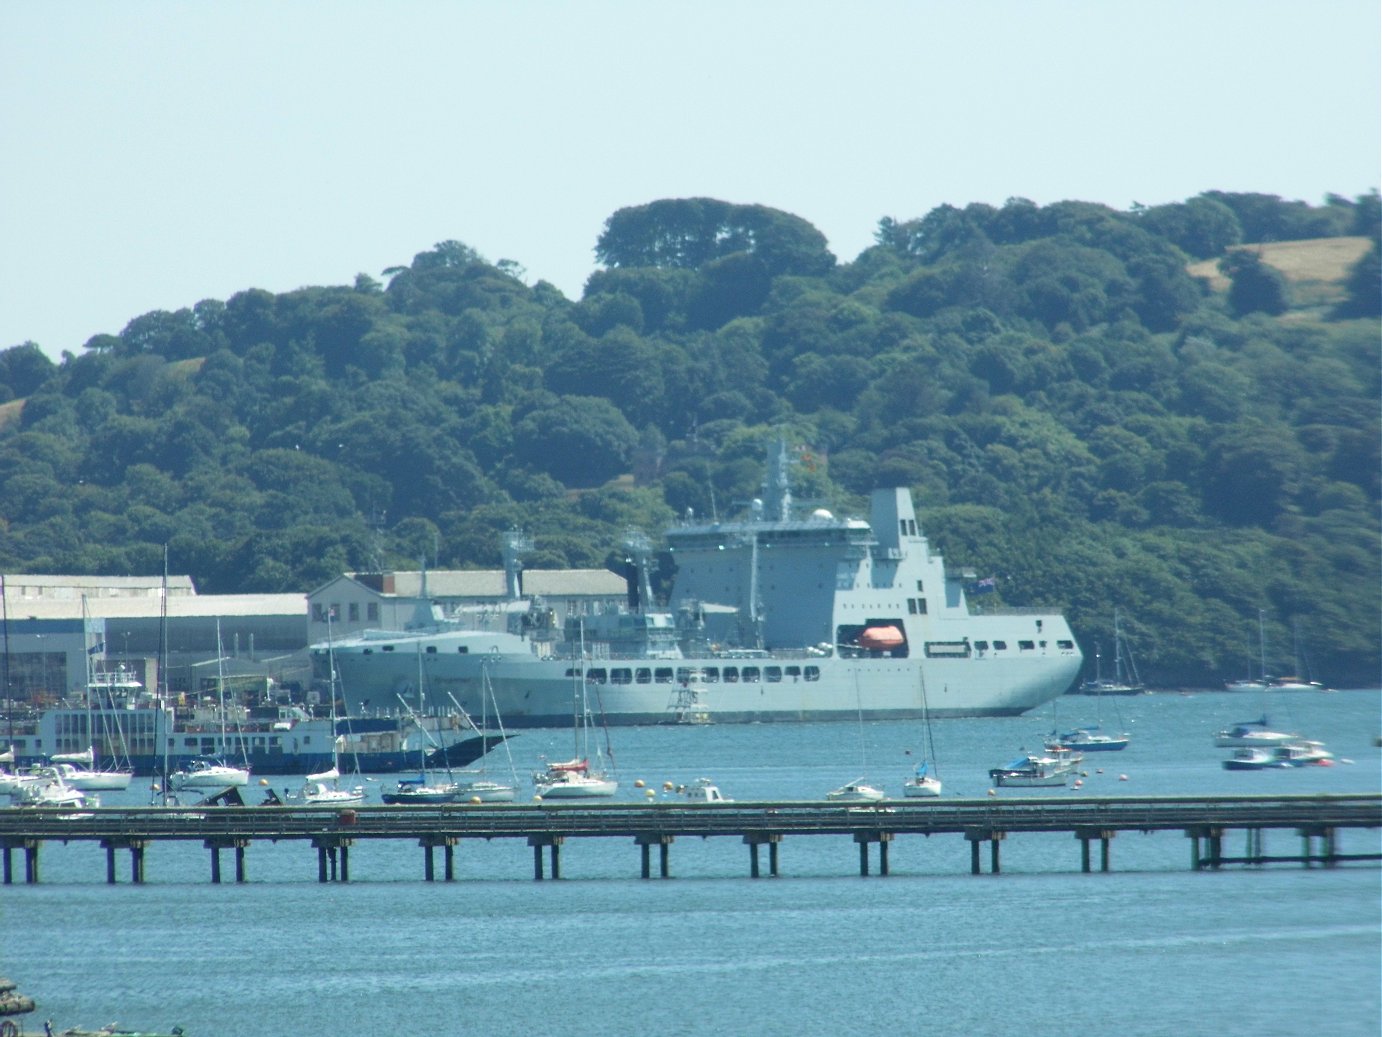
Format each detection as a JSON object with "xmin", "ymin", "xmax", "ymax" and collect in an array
[
  {"xmin": 382, "ymin": 645, "xmax": 462, "ymax": 804},
  {"xmin": 535, "ymin": 628, "xmax": 618, "ymax": 799},
  {"xmin": 1049, "ymin": 659, "xmax": 1131, "ymax": 753},
  {"xmin": 300, "ymin": 612, "xmax": 367, "ymax": 806},
  {"xmin": 1076, "ymin": 609, "xmax": 1144, "ymax": 695},
  {"xmin": 57, "ymin": 598, "xmax": 135, "ymax": 791},
  {"xmin": 1266, "ymin": 619, "xmax": 1329, "ymax": 691},
  {"xmin": 902, "ymin": 675, "xmax": 943, "ymax": 797},
  {"xmin": 1224, "ymin": 610, "xmax": 1271, "ymax": 691},
  {"xmin": 169, "ymin": 622, "xmax": 250, "ymax": 791},
  {"xmin": 828, "ymin": 671, "xmax": 885, "ymax": 802},
  {"xmin": 448, "ymin": 665, "xmax": 519, "ymax": 803}
]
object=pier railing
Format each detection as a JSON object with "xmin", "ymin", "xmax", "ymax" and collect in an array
[{"xmin": 2, "ymin": 794, "xmax": 1377, "ymax": 883}]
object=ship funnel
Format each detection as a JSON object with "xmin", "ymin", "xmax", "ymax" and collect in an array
[{"xmin": 501, "ymin": 530, "xmax": 533, "ymax": 600}]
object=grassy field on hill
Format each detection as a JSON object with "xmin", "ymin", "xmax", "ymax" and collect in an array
[{"xmin": 1188, "ymin": 236, "xmax": 1370, "ymax": 304}]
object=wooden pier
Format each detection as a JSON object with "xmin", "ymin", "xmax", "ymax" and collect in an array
[{"xmin": 1, "ymin": 793, "xmax": 1377, "ymax": 884}]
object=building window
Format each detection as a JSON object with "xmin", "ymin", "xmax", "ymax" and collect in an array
[
  {"xmin": 312, "ymin": 603, "xmax": 326, "ymax": 622},
  {"xmin": 907, "ymin": 599, "xmax": 918, "ymax": 614},
  {"xmin": 917, "ymin": 598, "xmax": 927, "ymax": 614},
  {"xmin": 367, "ymin": 603, "xmax": 379, "ymax": 621},
  {"xmin": 349, "ymin": 603, "xmax": 360, "ymax": 622}
]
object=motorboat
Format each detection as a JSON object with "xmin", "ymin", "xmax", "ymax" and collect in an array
[
  {"xmin": 1223, "ymin": 747, "xmax": 1277, "ymax": 770},
  {"xmin": 826, "ymin": 778, "xmax": 886, "ymax": 803},
  {"xmin": 1273, "ymin": 741, "xmax": 1334, "ymax": 767},
  {"xmin": 10, "ymin": 766, "xmax": 91, "ymax": 807},
  {"xmin": 670, "ymin": 778, "xmax": 730, "ymax": 803},
  {"xmin": 902, "ymin": 761, "xmax": 942, "ymax": 798},
  {"xmin": 1223, "ymin": 678, "xmax": 1270, "ymax": 692},
  {"xmin": 989, "ymin": 749, "xmax": 1081, "ymax": 788},
  {"xmin": 1223, "ymin": 741, "xmax": 1335, "ymax": 770},
  {"xmin": 168, "ymin": 757, "xmax": 251, "ymax": 790},
  {"xmin": 1046, "ymin": 725, "xmax": 1129, "ymax": 752},
  {"xmin": 1212, "ymin": 718, "xmax": 1298, "ymax": 748}
]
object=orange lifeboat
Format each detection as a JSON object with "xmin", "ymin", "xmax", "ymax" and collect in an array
[{"xmin": 859, "ymin": 626, "xmax": 905, "ymax": 651}]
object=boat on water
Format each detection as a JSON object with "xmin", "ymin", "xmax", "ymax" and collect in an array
[
  {"xmin": 1212, "ymin": 717, "xmax": 1298, "ymax": 748},
  {"xmin": 1047, "ymin": 725, "xmax": 1129, "ymax": 752},
  {"xmin": 8, "ymin": 765, "xmax": 91, "ymax": 807},
  {"xmin": 1265, "ymin": 675, "xmax": 1329, "ymax": 692},
  {"xmin": 901, "ymin": 674, "xmax": 943, "ymax": 797},
  {"xmin": 1223, "ymin": 741, "xmax": 1335, "ymax": 769},
  {"xmin": 826, "ymin": 779, "xmax": 887, "ymax": 802},
  {"xmin": 989, "ymin": 748, "xmax": 1082, "ymax": 787},
  {"xmin": 2, "ymin": 694, "xmax": 500, "ymax": 778},
  {"xmin": 535, "ymin": 632, "xmax": 620, "ymax": 801},
  {"xmin": 902, "ymin": 760, "xmax": 942, "ymax": 797},
  {"xmin": 312, "ymin": 440, "xmax": 1083, "ymax": 726},
  {"xmin": 669, "ymin": 777, "xmax": 730, "ymax": 803},
  {"xmin": 1071, "ymin": 609, "xmax": 1144, "ymax": 695}
]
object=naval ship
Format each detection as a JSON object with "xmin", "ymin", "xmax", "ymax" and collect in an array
[{"xmin": 314, "ymin": 443, "xmax": 1083, "ymax": 726}]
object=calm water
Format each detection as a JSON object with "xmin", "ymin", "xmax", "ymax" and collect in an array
[{"xmin": 3, "ymin": 689, "xmax": 1379, "ymax": 1036}]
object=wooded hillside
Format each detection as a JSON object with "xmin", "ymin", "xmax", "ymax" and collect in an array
[{"xmin": 1, "ymin": 190, "xmax": 1378, "ymax": 686}]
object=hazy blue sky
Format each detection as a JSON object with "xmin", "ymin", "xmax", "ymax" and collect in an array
[{"xmin": 3, "ymin": 1, "xmax": 1378, "ymax": 361}]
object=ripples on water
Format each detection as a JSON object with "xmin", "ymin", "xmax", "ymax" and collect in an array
[{"xmin": 4, "ymin": 690, "xmax": 1379, "ymax": 1036}]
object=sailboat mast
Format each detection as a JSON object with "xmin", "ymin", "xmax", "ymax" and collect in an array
[{"xmin": 2, "ymin": 573, "xmax": 11, "ymax": 747}]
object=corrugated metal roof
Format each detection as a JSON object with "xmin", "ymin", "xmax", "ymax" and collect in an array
[
  {"xmin": 2, "ymin": 573, "xmax": 198, "ymax": 598},
  {"xmin": 4, "ymin": 594, "xmax": 306, "ymax": 620},
  {"xmin": 350, "ymin": 569, "xmax": 627, "ymax": 599}
]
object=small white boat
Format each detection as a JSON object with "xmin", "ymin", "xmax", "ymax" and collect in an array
[
  {"xmin": 300, "ymin": 766, "xmax": 367, "ymax": 806},
  {"xmin": 1213, "ymin": 718, "xmax": 1298, "ymax": 748},
  {"xmin": 1273, "ymin": 740, "xmax": 1335, "ymax": 767},
  {"xmin": 902, "ymin": 761, "xmax": 942, "ymax": 798},
  {"xmin": 1266, "ymin": 676, "xmax": 1329, "ymax": 692},
  {"xmin": 454, "ymin": 779, "xmax": 518, "ymax": 803},
  {"xmin": 1223, "ymin": 678, "xmax": 1269, "ymax": 692},
  {"xmin": 169, "ymin": 757, "xmax": 251, "ymax": 790},
  {"xmin": 50, "ymin": 759, "xmax": 133, "ymax": 792},
  {"xmin": 989, "ymin": 750, "xmax": 1081, "ymax": 788},
  {"xmin": 1223, "ymin": 747, "xmax": 1277, "ymax": 770},
  {"xmin": 670, "ymin": 778, "xmax": 731, "ymax": 803},
  {"xmin": 826, "ymin": 778, "xmax": 886, "ymax": 803},
  {"xmin": 11, "ymin": 766, "xmax": 91, "ymax": 807}
]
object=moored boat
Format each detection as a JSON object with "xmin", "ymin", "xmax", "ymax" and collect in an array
[
  {"xmin": 989, "ymin": 748, "xmax": 1082, "ymax": 787},
  {"xmin": 1046, "ymin": 725, "xmax": 1129, "ymax": 752},
  {"xmin": 313, "ymin": 441, "xmax": 1083, "ymax": 726},
  {"xmin": 826, "ymin": 778, "xmax": 886, "ymax": 802},
  {"xmin": 1212, "ymin": 717, "xmax": 1298, "ymax": 748}
]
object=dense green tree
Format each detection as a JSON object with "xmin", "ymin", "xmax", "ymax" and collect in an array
[{"xmin": 1221, "ymin": 250, "xmax": 1289, "ymax": 316}]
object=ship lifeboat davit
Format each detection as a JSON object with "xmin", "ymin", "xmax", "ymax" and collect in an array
[{"xmin": 859, "ymin": 626, "xmax": 905, "ymax": 651}]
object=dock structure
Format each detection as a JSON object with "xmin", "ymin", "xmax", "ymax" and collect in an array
[{"xmin": 0, "ymin": 794, "xmax": 1377, "ymax": 884}]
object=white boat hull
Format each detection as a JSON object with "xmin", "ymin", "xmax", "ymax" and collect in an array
[
  {"xmin": 902, "ymin": 776, "xmax": 942, "ymax": 797},
  {"xmin": 536, "ymin": 775, "xmax": 618, "ymax": 799},
  {"xmin": 170, "ymin": 765, "xmax": 251, "ymax": 790}
]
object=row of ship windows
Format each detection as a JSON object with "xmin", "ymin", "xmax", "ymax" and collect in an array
[
  {"xmin": 566, "ymin": 666, "xmax": 823, "ymax": 685},
  {"xmin": 355, "ymin": 638, "xmax": 1079, "ymax": 661}
]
